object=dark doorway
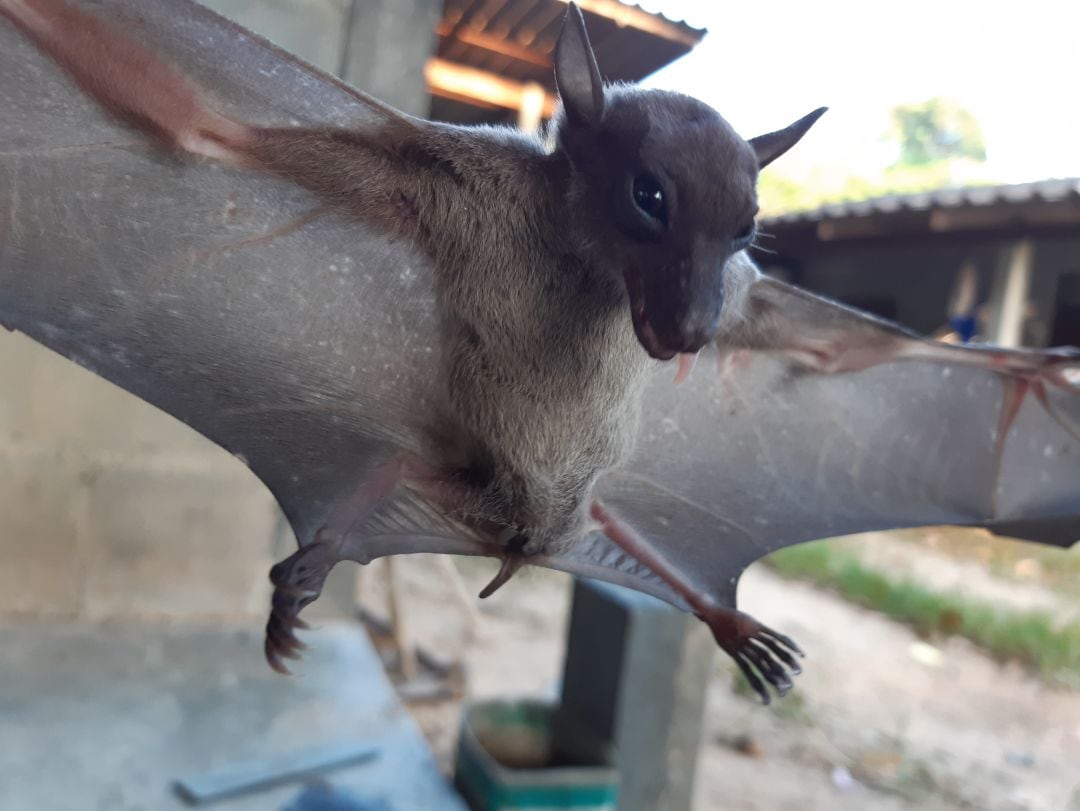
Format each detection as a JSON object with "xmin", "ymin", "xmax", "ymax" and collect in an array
[{"xmin": 1050, "ymin": 273, "xmax": 1080, "ymax": 346}]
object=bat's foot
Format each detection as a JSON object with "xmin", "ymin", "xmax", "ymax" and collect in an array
[
  {"xmin": 698, "ymin": 606, "xmax": 803, "ymax": 704},
  {"xmin": 264, "ymin": 538, "xmax": 340, "ymax": 674},
  {"xmin": 589, "ymin": 500, "xmax": 805, "ymax": 703}
]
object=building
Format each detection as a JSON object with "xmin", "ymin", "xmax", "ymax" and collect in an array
[
  {"xmin": 755, "ymin": 179, "xmax": 1080, "ymax": 348},
  {"xmin": 430, "ymin": 0, "xmax": 703, "ymax": 128}
]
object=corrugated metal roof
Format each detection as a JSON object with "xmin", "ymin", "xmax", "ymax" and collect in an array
[
  {"xmin": 433, "ymin": 0, "xmax": 706, "ymax": 123},
  {"xmin": 766, "ymin": 179, "xmax": 1080, "ymax": 226}
]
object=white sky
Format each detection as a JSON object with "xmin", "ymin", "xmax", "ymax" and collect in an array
[{"xmin": 642, "ymin": 0, "xmax": 1080, "ymax": 184}]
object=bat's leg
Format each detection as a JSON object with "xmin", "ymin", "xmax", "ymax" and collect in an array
[
  {"xmin": 264, "ymin": 455, "xmax": 520, "ymax": 673},
  {"xmin": 590, "ymin": 502, "xmax": 802, "ymax": 704},
  {"xmin": 264, "ymin": 458, "xmax": 409, "ymax": 674},
  {"xmin": 1, "ymin": 0, "xmax": 252, "ymax": 161}
]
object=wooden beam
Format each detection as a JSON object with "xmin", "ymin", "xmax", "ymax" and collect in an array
[
  {"xmin": 442, "ymin": 25, "xmax": 552, "ymax": 68},
  {"xmin": 556, "ymin": 0, "xmax": 702, "ymax": 47},
  {"xmin": 425, "ymin": 58, "xmax": 558, "ymax": 117}
]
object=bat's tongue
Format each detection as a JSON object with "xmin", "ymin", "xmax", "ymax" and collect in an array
[{"xmin": 673, "ymin": 352, "xmax": 699, "ymax": 385}]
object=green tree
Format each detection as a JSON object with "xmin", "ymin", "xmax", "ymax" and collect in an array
[
  {"xmin": 758, "ymin": 98, "xmax": 991, "ymax": 216},
  {"xmin": 890, "ymin": 97, "xmax": 986, "ymax": 166}
]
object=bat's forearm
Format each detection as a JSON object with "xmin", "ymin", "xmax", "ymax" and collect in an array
[
  {"xmin": 239, "ymin": 124, "xmax": 451, "ymax": 240},
  {"xmin": 1, "ymin": 0, "xmax": 249, "ymax": 161},
  {"xmin": 3, "ymin": 0, "xmax": 458, "ymax": 242}
]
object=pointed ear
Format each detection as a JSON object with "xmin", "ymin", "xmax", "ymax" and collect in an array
[
  {"xmin": 554, "ymin": 3, "xmax": 605, "ymax": 127},
  {"xmin": 749, "ymin": 107, "xmax": 828, "ymax": 169}
]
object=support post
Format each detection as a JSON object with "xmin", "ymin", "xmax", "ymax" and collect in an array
[
  {"xmin": 988, "ymin": 240, "xmax": 1034, "ymax": 348},
  {"xmin": 340, "ymin": 0, "xmax": 442, "ymax": 116},
  {"xmin": 557, "ymin": 580, "xmax": 714, "ymax": 811}
]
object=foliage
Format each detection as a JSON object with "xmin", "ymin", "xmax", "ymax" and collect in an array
[
  {"xmin": 889, "ymin": 97, "xmax": 986, "ymax": 166},
  {"xmin": 758, "ymin": 97, "xmax": 992, "ymax": 216}
]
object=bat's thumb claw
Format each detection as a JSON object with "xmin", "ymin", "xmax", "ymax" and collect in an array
[{"xmin": 478, "ymin": 551, "xmax": 527, "ymax": 599}]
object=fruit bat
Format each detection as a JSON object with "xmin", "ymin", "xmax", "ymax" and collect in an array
[{"xmin": 2, "ymin": 0, "xmax": 1078, "ymax": 703}]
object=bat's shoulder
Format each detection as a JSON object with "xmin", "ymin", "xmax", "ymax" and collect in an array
[{"xmin": 415, "ymin": 120, "xmax": 558, "ymax": 202}]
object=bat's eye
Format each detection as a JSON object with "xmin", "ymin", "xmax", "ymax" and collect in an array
[
  {"xmin": 732, "ymin": 221, "xmax": 756, "ymax": 251},
  {"xmin": 632, "ymin": 174, "xmax": 668, "ymax": 225}
]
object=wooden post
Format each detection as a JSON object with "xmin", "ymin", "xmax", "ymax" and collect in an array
[
  {"xmin": 517, "ymin": 82, "xmax": 547, "ymax": 133},
  {"xmin": 989, "ymin": 240, "xmax": 1034, "ymax": 348}
]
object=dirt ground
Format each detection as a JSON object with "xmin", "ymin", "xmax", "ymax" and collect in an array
[{"xmin": 361, "ymin": 549, "xmax": 1080, "ymax": 811}]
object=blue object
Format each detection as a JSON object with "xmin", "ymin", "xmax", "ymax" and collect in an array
[
  {"xmin": 949, "ymin": 313, "xmax": 978, "ymax": 343},
  {"xmin": 284, "ymin": 782, "xmax": 393, "ymax": 811}
]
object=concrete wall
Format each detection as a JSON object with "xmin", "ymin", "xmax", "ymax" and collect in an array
[{"xmin": 0, "ymin": 0, "xmax": 438, "ymax": 621}]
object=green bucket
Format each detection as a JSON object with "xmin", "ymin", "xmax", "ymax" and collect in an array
[{"xmin": 454, "ymin": 699, "xmax": 618, "ymax": 811}]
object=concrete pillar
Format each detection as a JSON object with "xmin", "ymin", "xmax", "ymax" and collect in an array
[
  {"xmin": 556, "ymin": 580, "xmax": 714, "ymax": 811},
  {"xmin": 199, "ymin": 0, "xmax": 351, "ymax": 74},
  {"xmin": 339, "ymin": 0, "xmax": 441, "ymax": 116}
]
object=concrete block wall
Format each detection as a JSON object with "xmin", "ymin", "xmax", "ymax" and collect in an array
[
  {"xmin": 0, "ymin": 331, "xmax": 281, "ymax": 620},
  {"xmin": 0, "ymin": 0, "xmax": 438, "ymax": 621}
]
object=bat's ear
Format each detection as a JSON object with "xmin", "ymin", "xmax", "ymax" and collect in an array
[
  {"xmin": 555, "ymin": 2, "xmax": 605, "ymax": 127},
  {"xmin": 749, "ymin": 107, "xmax": 828, "ymax": 169}
]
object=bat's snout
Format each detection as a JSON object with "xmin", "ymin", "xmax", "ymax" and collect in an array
[{"xmin": 625, "ymin": 259, "xmax": 725, "ymax": 361}]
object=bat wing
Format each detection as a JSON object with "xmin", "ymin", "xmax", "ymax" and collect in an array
[
  {"xmin": 6, "ymin": 1, "xmax": 1076, "ymax": 634},
  {"xmin": 573, "ymin": 276, "xmax": 1080, "ymax": 610},
  {"xmin": 0, "ymin": 0, "xmax": 486, "ymax": 559}
]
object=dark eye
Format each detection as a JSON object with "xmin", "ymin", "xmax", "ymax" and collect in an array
[
  {"xmin": 632, "ymin": 174, "xmax": 668, "ymax": 225},
  {"xmin": 732, "ymin": 221, "xmax": 756, "ymax": 250}
]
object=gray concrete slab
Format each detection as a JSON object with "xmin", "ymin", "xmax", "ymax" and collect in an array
[{"xmin": 0, "ymin": 620, "xmax": 466, "ymax": 811}]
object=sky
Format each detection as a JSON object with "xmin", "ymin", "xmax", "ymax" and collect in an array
[{"xmin": 641, "ymin": 0, "xmax": 1080, "ymax": 185}]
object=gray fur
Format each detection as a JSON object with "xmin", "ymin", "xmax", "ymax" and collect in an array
[{"xmin": 236, "ymin": 12, "xmax": 822, "ymax": 554}]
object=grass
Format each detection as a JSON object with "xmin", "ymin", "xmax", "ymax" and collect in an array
[
  {"xmin": 889, "ymin": 527, "xmax": 1080, "ymax": 600},
  {"xmin": 766, "ymin": 540, "xmax": 1080, "ymax": 688}
]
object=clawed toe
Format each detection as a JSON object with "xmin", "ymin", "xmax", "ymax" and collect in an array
[
  {"xmin": 265, "ymin": 592, "xmax": 314, "ymax": 674},
  {"xmin": 700, "ymin": 607, "xmax": 804, "ymax": 704},
  {"xmin": 263, "ymin": 542, "xmax": 338, "ymax": 673}
]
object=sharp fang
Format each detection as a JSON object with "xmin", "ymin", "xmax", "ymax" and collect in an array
[{"xmin": 674, "ymin": 351, "xmax": 699, "ymax": 385}]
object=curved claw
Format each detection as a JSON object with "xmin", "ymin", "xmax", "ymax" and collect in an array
[
  {"xmin": 733, "ymin": 652, "xmax": 771, "ymax": 705},
  {"xmin": 477, "ymin": 548, "xmax": 527, "ymax": 599},
  {"xmin": 263, "ymin": 541, "xmax": 340, "ymax": 673},
  {"xmin": 700, "ymin": 606, "xmax": 803, "ymax": 704},
  {"xmin": 758, "ymin": 626, "xmax": 805, "ymax": 658},
  {"xmin": 752, "ymin": 634, "xmax": 803, "ymax": 675},
  {"xmin": 266, "ymin": 613, "xmax": 308, "ymax": 655},
  {"xmin": 741, "ymin": 646, "xmax": 792, "ymax": 697}
]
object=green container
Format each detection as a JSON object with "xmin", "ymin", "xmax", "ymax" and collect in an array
[{"xmin": 454, "ymin": 699, "xmax": 618, "ymax": 811}]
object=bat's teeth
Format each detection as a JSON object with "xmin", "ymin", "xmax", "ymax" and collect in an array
[{"xmin": 673, "ymin": 351, "xmax": 699, "ymax": 385}]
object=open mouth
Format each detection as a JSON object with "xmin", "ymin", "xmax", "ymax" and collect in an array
[
  {"xmin": 630, "ymin": 300, "xmax": 678, "ymax": 361},
  {"xmin": 624, "ymin": 270, "xmax": 678, "ymax": 361}
]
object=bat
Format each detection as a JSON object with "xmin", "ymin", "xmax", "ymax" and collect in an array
[{"xmin": 2, "ymin": 0, "xmax": 1078, "ymax": 704}]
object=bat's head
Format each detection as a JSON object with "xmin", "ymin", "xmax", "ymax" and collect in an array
[{"xmin": 553, "ymin": 4, "xmax": 825, "ymax": 360}]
